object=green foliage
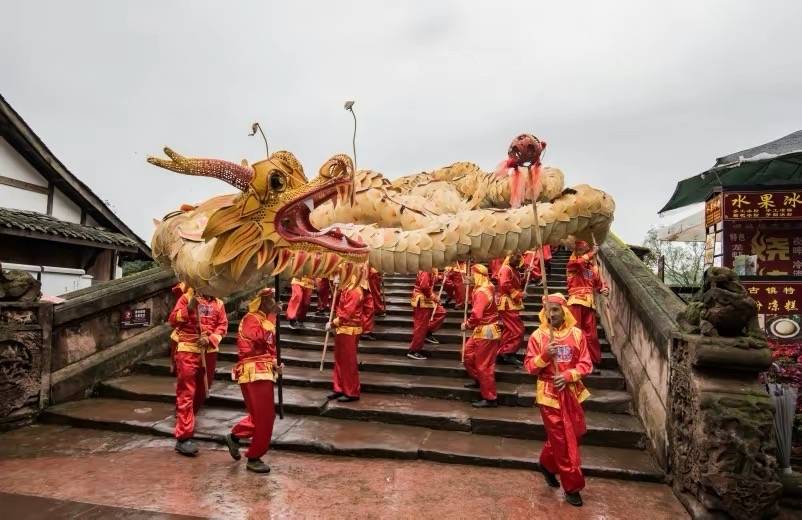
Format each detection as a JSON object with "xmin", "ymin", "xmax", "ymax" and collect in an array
[
  {"xmin": 122, "ymin": 260, "xmax": 156, "ymax": 277},
  {"xmin": 642, "ymin": 227, "xmax": 705, "ymax": 287}
]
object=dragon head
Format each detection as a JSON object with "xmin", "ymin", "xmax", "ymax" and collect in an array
[{"xmin": 148, "ymin": 148, "xmax": 368, "ymax": 284}]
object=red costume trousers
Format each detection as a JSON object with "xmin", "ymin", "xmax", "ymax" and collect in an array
[
  {"xmin": 369, "ymin": 276, "xmax": 385, "ymax": 315},
  {"xmin": 287, "ymin": 285, "xmax": 312, "ymax": 321},
  {"xmin": 174, "ymin": 351, "xmax": 217, "ymax": 440},
  {"xmin": 497, "ymin": 310, "xmax": 524, "ymax": 355},
  {"xmin": 443, "ymin": 274, "xmax": 466, "ymax": 307},
  {"xmin": 333, "ymin": 334, "xmax": 360, "ymax": 397},
  {"xmin": 539, "ymin": 404, "xmax": 585, "ymax": 493},
  {"xmin": 231, "ymin": 380, "xmax": 276, "ymax": 459},
  {"xmin": 463, "ymin": 338, "xmax": 499, "ymax": 400},
  {"xmin": 409, "ymin": 305, "xmax": 446, "ymax": 352},
  {"xmin": 317, "ymin": 279, "xmax": 331, "ymax": 312},
  {"xmin": 569, "ymin": 304, "xmax": 601, "ymax": 365}
]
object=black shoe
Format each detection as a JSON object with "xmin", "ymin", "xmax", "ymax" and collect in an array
[
  {"xmin": 175, "ymin": 439, "xmax": 199, "ymax": 456},
  {"xmin": 407, "ymin": 351, "xmax": 427, "ymax": 360},
  {"xmin": 337, "ymin": 395, "xmax": 359, "ymax": 402},
  {"xmin": 463, "ymin": 381, "xmax": 480, "ymax": 389},
  {"xmin": 224, "ymin": 433, "xmax": 241, "ymax": 461},
  {"xmin": 288, "ymin": 320, "xmax": 299, "ymax": 329},
  {"xmin": 246, "ymin": 458, "xmax": 271, "ymax": 474},
  {"xmin": 326, "ymin": 391, "xmax": 343, "ymax": 400},
  {"xmin": 565, "ymin": 492, "xmax": 583, "ymax": 507},
  {"xmin": 540, "ymin": 467, "xmax": 559, "ymax": 488},
  {"xmin": 508, "ymin": 355, "xmax": 523, "ymax": 368},
  {"xmin": 424, "ymin": 334, "xmax": 440, "ymax": 345},
  {"xmin": 362, "ymin": 333, "xmax": 377, "ymax": 341},
  {"xmin": 471, "ymin": 399, "xmax": 498, "ymax": 408}
]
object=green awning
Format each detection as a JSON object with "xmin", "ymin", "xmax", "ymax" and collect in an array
[{"xmin": 660, "ymin": 152, "xmax": 802, "ymax": 213}]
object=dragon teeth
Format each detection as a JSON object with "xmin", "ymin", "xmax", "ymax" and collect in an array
[{"xmin": 303, "ymin": 198, "xmax": 314, "ymax": 212}]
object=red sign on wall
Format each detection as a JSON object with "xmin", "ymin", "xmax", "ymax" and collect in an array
[
  {"xmin": 742, "ymin": 281, "xmax": 802, "ymax": 315},
  {"xmin": 723, "ymin": 190, "xmax": 802, "ymax": 220},
  {"xmin": 724, "ymin": 221, "xmax": 802, "ymax": 276}
]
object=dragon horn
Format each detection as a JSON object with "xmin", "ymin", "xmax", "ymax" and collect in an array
[{"xmin": 147, "ymin": 147, "xmax": 254, "ymax": 192}]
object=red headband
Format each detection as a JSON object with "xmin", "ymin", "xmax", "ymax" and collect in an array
[{"xmin": 542, "ymin": 293, "xmax": 567, "ymax": 305}]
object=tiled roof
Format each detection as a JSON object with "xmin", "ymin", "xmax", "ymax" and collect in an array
[
  {"xmin": 714, "ymin": 130, "xmax": 802, "ymax": 167},
  {"xmin": 0, "ymin": 207, "xmax": 138, "ymax": 249}
]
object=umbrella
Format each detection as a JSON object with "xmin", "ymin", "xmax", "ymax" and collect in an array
[{"xmin": 767, "ymin": 381, "xmax": 798, "ymax": 474}]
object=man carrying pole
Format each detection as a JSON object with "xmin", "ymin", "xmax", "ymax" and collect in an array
[
  {"xmin": 224, "ymin": 288, "xmax": 282, "ymax": 473},
  {"xmin": 168, "ymin": 287, "xmax": 228, "ymax": 456},
  {"xmin": 407, "ymin": 269, "xmax": 446, "ymax": 360},
  {"xmin": 496, "ymin": 253, "xmax": 525, "ymax": 367},
  {"xmin": 368, "ymin": 265, "xmax": 386, "ymax": 317},
  {"xmin": 326, "ymin": 266, "xmax": 364, "ymax": 402},
  {"xmin": 566, "ymin": 240, "xmax": 609, "ymax": 366},
  {"xmin": 287, "ymin": 275, "xmax": 314, "ymax": 328},
  {"xmin": 524, "ymin": 292, "xmax": 592, "ymax": 507},
  {"xmin": 461, "ymin": 264, "xmax": 502, "ymax": 408}
]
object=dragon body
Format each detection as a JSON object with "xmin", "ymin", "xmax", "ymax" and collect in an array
[{"xmin": 148, "ymin": 137, "xmax": 615, "ymax": 297}]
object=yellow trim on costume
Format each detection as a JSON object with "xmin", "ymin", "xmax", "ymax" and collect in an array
[
  {"xmin": 537, "ymin": 305, "xmax": 578, "ymax": 336},
  {"xmin": 335, "ymin": 325, "xmax": 363, "ymax": 335},
  {"xmin": 170, "ymin": 329, "xmax": 179, "ymax": 342},
  {"xmin": 176, "ymin": 341, "xmax": 220, "ymax": 354},
  {"xmin": 498, "ymin": 295, "xmax": 524, "ymax": 311},
  {"xmin": 291, "ymin": 277, "xmax": 315, "ymax": 289},
  {"xmin": 174, "ymin": 309, "xmax": 184, "ymax": 323},
  {"xmin": 566, "ymin": 369, "xmax": 581, "ymax": 382},
  {"xmin": 410, "ymin": 293, "xmax": 436, "ymax": 308},
  {"xmin": 535, "ymin": 379, "xmax": 591, "ymax": 409},
  {"xmin": 209, "ymin": 333, "xmax": 223, "ymax": 346},
  {"xmin": 232, "ymin": 356, "xmax": 277, "ymax": 384},
  {"xmin": 471, "ymin": 323, "xmax": 501, "ymax": 340},
  {"xmin": 567, "ymin": 292, "xmax": 595, "ymax": 309},
  {"xmin": 533, "ymin": 354, "xmax": 549, "ymax": 368}
]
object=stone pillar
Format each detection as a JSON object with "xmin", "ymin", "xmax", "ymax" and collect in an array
[
  {"xmin": 670, "ymin": 333, "xmax": 782, "ymax": 519},
  {"xmin": 0, "ymin": 302, "xmax": 53, "ymax": 430}
]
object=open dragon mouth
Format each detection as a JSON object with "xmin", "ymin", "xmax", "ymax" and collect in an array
[{"xmin": 275, "ymin": 177, "xmax": 368, "ymax": 256}]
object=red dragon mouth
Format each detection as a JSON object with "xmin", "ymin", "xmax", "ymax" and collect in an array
[{"xmin": 274, "ymin": 177, "xmax": 367, "ymax": 255}]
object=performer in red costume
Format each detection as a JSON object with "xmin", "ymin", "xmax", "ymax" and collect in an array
[
  {"xmin": 167, "ymin": 288, "xmax": 228, "ymax": 456},
  {"xmin": 521, "ymin": 244, "xmax": 552, "ymax": 281},
  {"xmin": 496, "ymin": 254, "xmax": 525, "ymax": 367},
  {"xmin": 368, "ymin": 266, "xmax": 385, "ymax": 317},
  {"xmin": 407, "ymin": 269, "xmax": 446, "ymax": 360},
  {"xmin": 287, "ymin": 275, "xmax": 314, "ymax": 328},
  {"xmin": 224, "ymin": 288, "xmax": 281, "ymax": 474},
  {"xmin": 442, "ymin": 260, "xmax": 467, "ymax": 309},
  {"xmin": 316, "ymin": 277, "xmax": 332, "ymax": 314},
  {"xmin": 360, "ymin": 269, "xmax": 377, "ymax": 340},
  {"xmin": 566, "ymin": 241, "xmax": 609, "ymax": 365},
  {"xmin": 524, "ymin": 293, "xmax": 592, "ymax": 507},
  {"xmin": 326, "ymin": 268, "xmax": 364, "ymax": 402},
  {"xmin": 461, "ymin": 264, "xmax": 502, "ymax": 407}
]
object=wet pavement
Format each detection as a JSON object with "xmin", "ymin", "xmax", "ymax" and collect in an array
[{"xmin": 0, "ymin": 424, "xmax": 687, "ymax": 519}]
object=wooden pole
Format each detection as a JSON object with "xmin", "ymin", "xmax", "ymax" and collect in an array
[
  {"xmin": 191, "ymin": 294, "xmax": 210, "ymax": 397},
  {"xmin": 320, "ymin": 282, "xmax": 340, "ymax": 371},
  {"xmin": 530, "ymin": 189, "xmax": 559, "ymax": 375},
  {"xmin": 430, "ymin": 268, "xmax": 448, "ymax": 321},
  {"xmin": 274, "ymin": 275, "xmax": 284, "ymax": 419},
  {"xmin": 461, "ymin": 258, "xmax": 471, "ymax": 363}
]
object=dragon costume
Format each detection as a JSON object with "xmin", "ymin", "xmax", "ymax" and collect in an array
[{"xmin": 147, "ymin": 135, "xmax": 615, "ymax": 297}]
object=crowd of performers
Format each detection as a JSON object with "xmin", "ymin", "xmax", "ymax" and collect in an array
[{"xmin": 164, "ymin": 240, "xmax": 608, "ymax": 506}]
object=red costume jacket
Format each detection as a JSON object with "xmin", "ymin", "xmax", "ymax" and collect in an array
[
  {"xmin": 168, "ymin": 294, "xmax": 228, "ymax": 354},
  {"xmin": 465, "ymin": 283, "xmax": 501, "ymax": 340},
  {"xmin": 334, "ymin": 287, "xmax": 364, "ymax": 335},
  {"xmin": 232, "ymin": 311, "xmax": 278, "ymax": 384},
  {"xmin": 524, "ymin": 325, "xmax": 592, "ymax": 409},
  {"xmin": 496, "ymin": 263, "xmax": 524, "ymax": 311},
  {"xmin": 411, "ymin": 271, "xmax": 438, "ymax": 308},
  {"xmin": 566, "ymin": 252, "xmax": 605, "ymax": 308}
]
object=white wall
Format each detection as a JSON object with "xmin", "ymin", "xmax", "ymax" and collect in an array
[
  {"xmin": 51, "ymin": 187, "xmax": 81, "ymax": 223},
  {"xmin": 0, "ymin": 137, "xmax": 48, "ymax": 213}
]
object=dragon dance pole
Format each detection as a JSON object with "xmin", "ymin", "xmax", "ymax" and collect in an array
[
  {"xmin": 530, "ymin": 187, "xmax": 559, "ymax": 375},
  {"xmin": 522, "ymin": 252, "xmax": 538, "ymax": 298},
  {"xmin": 273, "ymin": 275, "xmax": 284, "ymax": 419},
  {"xmin": 320, "ymin": 281, "xmax": 340, "ymax": 372},
  {"xmin": 431, "ymin": 268, "xmax": 448, "ymax": 321},
  {"xmin": 461, "ymin": 258, "xmax": 471, "ymax": 363}
]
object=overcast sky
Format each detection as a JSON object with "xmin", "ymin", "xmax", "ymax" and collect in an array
[{"xmin": 3, "ymin": 1, "xmax": 802, "ymax": 245}]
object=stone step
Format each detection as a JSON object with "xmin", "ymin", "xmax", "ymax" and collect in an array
[
  {"xmin": 262, "ymin": 331, "xmax": 618, "ymax": 370},
  {"xmin": 217, "ymin": 342, "xmax": 622, "ymax": 389},
  {"xmin": 265, "ymin": 322, "xmax": 609, "ymax": 350},
  {"xmin": 297, "ymin": 292, "xmax": 569, "ymax": 309},
  {"xmin": 95, "ymin": 374, "xmax": 641, "ymax": 447},
  {"xmin": 40, "ymin": 397, "xmax": 662, "ymax": 482},
  {"xmin": 137, "ymin": 356, "xmax": 626, "ymax": 406}
]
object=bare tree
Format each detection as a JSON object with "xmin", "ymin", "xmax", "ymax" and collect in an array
[{"xmin": 642, "ymin": 228, "xmax": 705, "ymax": 287}]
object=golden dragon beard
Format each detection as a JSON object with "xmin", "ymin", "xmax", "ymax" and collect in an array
[{"xmin": 148, "ymin": 149, "xmax": 369, "ymax": 297}]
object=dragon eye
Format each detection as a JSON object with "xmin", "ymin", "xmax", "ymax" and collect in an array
[{"xmin": 269, "ymin": 170, "xmax": 287, "ymax": 192}]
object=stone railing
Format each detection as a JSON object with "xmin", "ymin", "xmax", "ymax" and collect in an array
[
  {"xmin": 1, "ymin": 267, "xmax": 260, "ymax": 425},
  {"xmin": 598, "ymin": 235, "xmax": 686, "ymax": 469}
]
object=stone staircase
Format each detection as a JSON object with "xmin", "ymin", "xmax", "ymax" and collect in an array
[{"xmin": 41, "ymin": 250, "xmax": 664, "ymax": 482}]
